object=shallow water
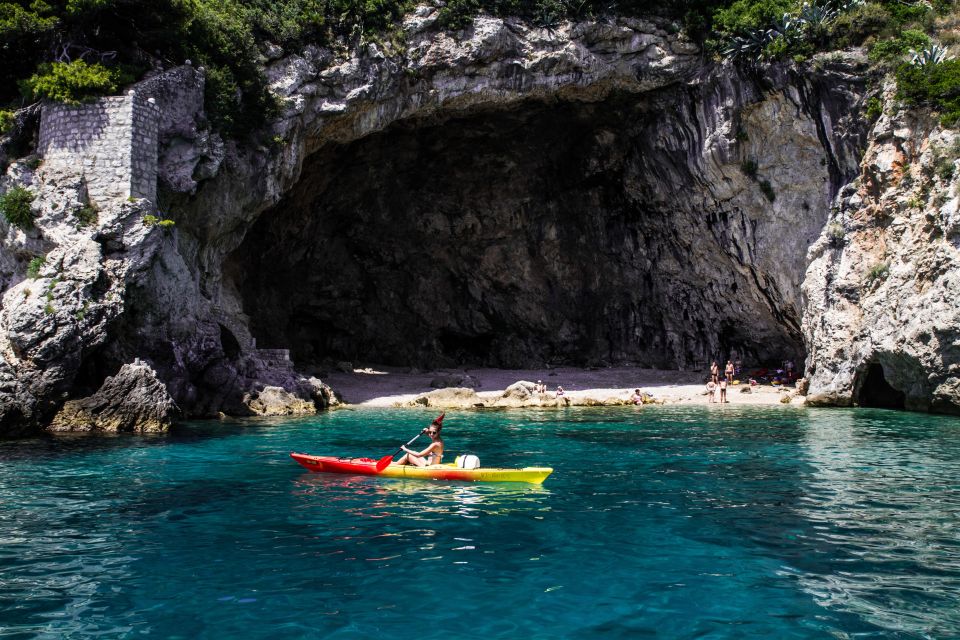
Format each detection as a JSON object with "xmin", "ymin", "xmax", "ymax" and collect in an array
[{"xmin": 1, "ymin": 406, "xmax": 959, "ymax": 639}]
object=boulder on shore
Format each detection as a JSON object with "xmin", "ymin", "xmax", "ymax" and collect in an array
[
  {"xmin": 400, "ymin": 387, "xmax": 483, "ymax": 409},
  {"xmin": 49, "ymin": 362, "xmax": 180, "ymax": 433}
]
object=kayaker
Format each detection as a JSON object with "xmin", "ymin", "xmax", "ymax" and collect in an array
[{"xmin": 396, "ymin": 416, "xmax": 444, "ymax": 467}]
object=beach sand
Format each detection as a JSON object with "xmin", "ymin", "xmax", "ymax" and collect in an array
[{"xmin": 321, "ymin": 365, "xmax": 802, "ymax": 408}]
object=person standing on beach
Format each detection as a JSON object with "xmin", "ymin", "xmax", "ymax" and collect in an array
[
  {"xmin": 710, "ymin": 361, "xmax": 719, "ymax": 384},
  {"xmin": 725, "ymin": 360, "xmax": 734, "ymax": 382},
  {"xmin": 706, "ymin": 379, "xmax": 717, "ymax": 403},
  {"xmin": 719, "ymin": 378, "xmax": 728, "ymax": 403}
]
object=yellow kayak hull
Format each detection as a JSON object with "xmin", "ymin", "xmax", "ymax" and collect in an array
[{"xmin": 291, "ymin": 454, "xmax": 553, "ymax": 484}]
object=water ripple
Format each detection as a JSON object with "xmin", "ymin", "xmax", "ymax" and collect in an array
[{"xmin": 1, "ymin": 407, "xmax": 959, "ymax": 638}]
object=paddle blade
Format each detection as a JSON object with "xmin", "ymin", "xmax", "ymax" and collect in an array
[{"xmin": 375, "ymin": 454, "xmax": 394, "ymax": 472}]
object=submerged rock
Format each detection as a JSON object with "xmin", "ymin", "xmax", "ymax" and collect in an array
[{"xmin": 49, "ymin": 362, "xmax": 179, "ymax": 433}]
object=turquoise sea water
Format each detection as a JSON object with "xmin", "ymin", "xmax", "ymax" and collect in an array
[{"xmin": 1, "ymin": 406, "xmax": 960, "ymax": 639}]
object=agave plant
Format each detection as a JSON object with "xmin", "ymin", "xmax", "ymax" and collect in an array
[
  {"xmin": 771, "ymin": 12, "xmax": 804, "ymax": 42},
  {"xmin": 798, "ymin": 2, "xmax": 837, "ymax": 28},
  {"xmin": 721, "ymin": 28, "xmax": 776, "ymax": 60},
  {"xmin": 910, "ymin": 44, "xmax": 952, "ymax": 67}
]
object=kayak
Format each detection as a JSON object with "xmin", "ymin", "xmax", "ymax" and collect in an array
[{"xmin": 290, "ymin": 453, "xmax": 553, "ymax": 484}]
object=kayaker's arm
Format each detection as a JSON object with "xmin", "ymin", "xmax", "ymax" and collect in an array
[{"xmin": 403, "ymin": 442, "xmax": 439, "ymax": 458}]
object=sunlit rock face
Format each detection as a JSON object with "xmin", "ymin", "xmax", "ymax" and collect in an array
[
  {"xmin": 0, "ymin": 8, "xmax": 878, "ymax": 432},
  {"xmin": 804, "ymin": 80, "xmax": 960, "ymax": 414},
  {"xmin": 225, "ymin": 61, "xmax": 868, "ymax": 369}
]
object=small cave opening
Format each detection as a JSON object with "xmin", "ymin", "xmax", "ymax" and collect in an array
[
  {"xmin": 856, "ymin": 363, "xmax": 906, "ymax": 409},
  {"xmin": 224, "ymin": 92, "xmax": 813, "ymax": 370},
  {"xmin": 219, "ymin": 324, "xmax": 242, "ymax": 360}
]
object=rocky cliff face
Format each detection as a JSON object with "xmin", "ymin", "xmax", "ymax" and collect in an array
[
  {"xmin": 803, "ymin": 81, "xmax": 960, "ymax": 414},
  {"xmin": 11, "ymin": 6, "xmax": 952, "ymax": 435},
  {"xmin": 206, "ymin": 14, "xmax": 868, "ymax": 374}
]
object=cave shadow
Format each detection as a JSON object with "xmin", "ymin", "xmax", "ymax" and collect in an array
[{"xmin": 855, "ymin": 362, "xmax": 905, "ymax": 410}]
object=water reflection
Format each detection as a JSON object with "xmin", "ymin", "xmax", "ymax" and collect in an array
[
  {"xmin": 291, "ymin": 473, "xmax": 551, "ymax": 521},
  {"xmin": 797, "ymin": 409, "xmax": 960, "ymax": 637}
]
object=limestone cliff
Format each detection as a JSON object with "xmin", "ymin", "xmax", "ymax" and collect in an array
[
  {"xmin": 803, "ymin": 80, "xmax": 960, "ymax": 414},
  {"xmin": 4, "ymin": 6, "xmax": 955, "ymax": 434}
]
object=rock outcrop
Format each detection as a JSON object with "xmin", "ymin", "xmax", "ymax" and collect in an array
[
  {"xmin": 48, "ymin": 362, "xmax": 179, "ymax": 432},
  {"xmin": 803, "ymin": 80, "xmax": 960, "ymax": 413},
  {"xmin": 15, "ymin": 3, "xmax": 960, "ymax": 434}
]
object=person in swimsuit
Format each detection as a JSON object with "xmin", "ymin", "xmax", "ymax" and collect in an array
[
  {"xmin": 396, "ymin": 416, "xmax": 444, "ymax": 467},
  {"xmin": 710, "ymin": 361, "xmax": 719, "ymax": 384},
  {"xmin": 725, "ymin": 360, "xmax": 734, "ymax": 382}
]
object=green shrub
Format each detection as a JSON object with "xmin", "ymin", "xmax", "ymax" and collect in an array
[
  {"xmin": 26, "ymin": 256, "xmax": 45, "ymax": 279},
  {"xmin": 829, "ymin": 3, "xmax": 892, "ymax": 48},
  {"xmin": 865, "ymin": 96, "xmax": 883, "ymax": 120},
  {"xmin": 762, "ymin": 34, "xmax": 792, "ymax": 60},
  {"xmin": 826, "ymin": 221, "xmax": 845, "ymax": 247},
  {"xmin": 878, "ymin": 0, "xmax": 933, "ymax": 27},
  {"xmin": 868, "ymin": 30, "xmax": 931, "ymax": 63},
  {"xmin": 0, "ymin": 185, "xmax": 35, "ymax": 229},
  {"xmin": 20, "ymin": 59, "xmax": 118, "ymax": 104},
  {"xmin": 437, "ymin": 0, "xmax": 483, "ymax": 29},
  {"xmin": 75, "ymin": 204, "xmax": 98, "ymax": 227},
  {"xmin": 0, "ymin": 109, "xmax": 14, "ymax": 134},
  {"xmin": 865, "ymin": 261, "xmax": 889, "ymax": 285},
  {"xmin": 143, "ymin": 214, "xmax": 175, "ymax": 228},
  {"xmin": 897, "ymin": 58, "xmax": 960, "ymax": 127},
  {"xmin": 759, "ymin": 179, "xmax": 776, "ymax": 202},
  {"xmin": 932, "ymin": 139, "xmax": 960, "ymax": 181},
  {"xmin": 713, "ymin": 0, "xmax": 795, "ymax": 36}
]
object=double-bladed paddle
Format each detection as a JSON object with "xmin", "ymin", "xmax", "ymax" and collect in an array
[{"xmin": 375, "ymin": 429, "xmax": 426, "ymax": 471}]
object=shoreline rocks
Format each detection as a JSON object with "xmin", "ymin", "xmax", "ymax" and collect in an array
[{"xmin": 48, "ymin": 362, "xmax": 180, "ymax": 433}]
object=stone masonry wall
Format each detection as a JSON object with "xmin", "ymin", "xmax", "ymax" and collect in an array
[{"xmin": 38, "ymin": 91, "xmax": 159, "ymax": 207}]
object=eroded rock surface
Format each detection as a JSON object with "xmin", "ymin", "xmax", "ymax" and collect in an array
[
  {"xmin": 803, "ymin": 81, "xmax": 960, "ymax": 413},
  {"xmin": 1, "ymin": 7, "xmax": 911, "ymax": 435},
  {"xmin": 49, "ymin": 362, "xmax": 179, "ymax": 432}
]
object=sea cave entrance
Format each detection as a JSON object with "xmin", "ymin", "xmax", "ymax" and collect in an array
[
  {"xmin": 223, "ymin": 93, "xmax": 819, "ymax": 370},
  {"xmin": 856, "ymin": 363, "xmax": 906, "ymax": 410}
]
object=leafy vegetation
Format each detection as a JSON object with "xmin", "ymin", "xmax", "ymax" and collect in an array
[
  {"xmin": 0, "ymin": 0, "xmax": 956, "ymax": 139},
  {"xmin": 714, "ymin": 0, "xmax": 951, "ymax": 64},
  {"xmin": 0, "ymin": 185, "xmax": 35, "ymax": 229},
  {"xmin": 826, "ymin": 221, "xmax": 844, "ymax": 246},
  {"xmin": 865, "ymin": 261, "xmax": 889, "ymax": 285},
  {"xmin": 20, "ymin": 60, "xmax": 120, "ymax": 104},
  {"xmin": 897, "ymin": 58, "xmax": 960, "ymax": 127},
  {"xmin": 0, "ymin": 108, "xmax": 13, "ymax": 134},
  {"xmin": 26, "ymin": 256, "xmax": 45, "ymax": 279},
  {"xmin": 75, "ymin": 204, "xmax": 98, "ymax": 226},
  {"xmin": 865, "ymin": 95, "xmax": 883, "ymax": 119},
  {"xmin": 143, "ymin": 214, "xmax": 175, "ymax": 228},
  {"xmin": 759, "ymin": 179, "xmax": 776, "ymax": 202},
  {"xmin": 867, "ymin": 28, "xmax": 930, "ymax": 63},
  {"xmin": 931, "ymin": 139, "xmax": 960, "ymax": 181}
]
